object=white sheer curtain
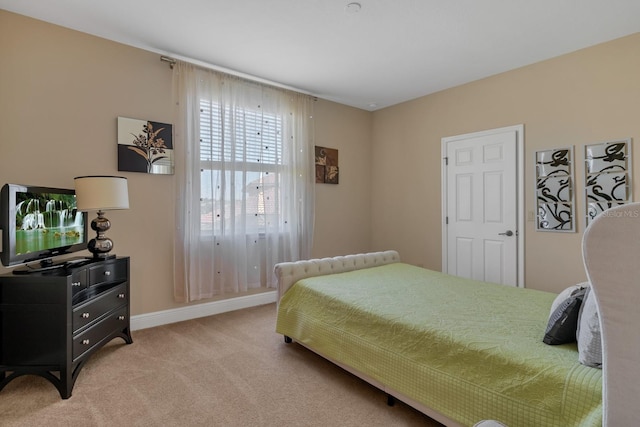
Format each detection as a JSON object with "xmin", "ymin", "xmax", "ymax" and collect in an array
[{"xmin": 172, "ymin": 62, "xmax": 315, "ymax": 302}]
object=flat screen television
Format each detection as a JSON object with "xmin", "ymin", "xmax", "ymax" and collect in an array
[{"xmin": 0, "ymin": 183, "xmax": 89, "ymax": 269}]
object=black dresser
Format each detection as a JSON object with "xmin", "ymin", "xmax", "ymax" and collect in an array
[{"xmin": 0, "ymin": 256, "xmax": 132, "ymax": 398}]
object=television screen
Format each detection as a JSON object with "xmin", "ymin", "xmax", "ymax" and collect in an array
[{"xmin": 1, "ymin": 184, "xmax": 88, "ymax": 267}]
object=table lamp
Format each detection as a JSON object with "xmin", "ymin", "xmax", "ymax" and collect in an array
[{"xmin": 74, "ymin": 176, "xmax": 129, "ymax": 259}]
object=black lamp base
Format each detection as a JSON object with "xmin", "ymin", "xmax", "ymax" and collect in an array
[
  {"xmin": 87, "ymin": 243, "xmax": 116, "ymax": 259},
  {"xmin": 88, "ymin": 210, "xmax": 115, "ymax": 259}
]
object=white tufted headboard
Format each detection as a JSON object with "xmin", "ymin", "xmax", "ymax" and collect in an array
[
  {"xmin": 274, "ymin": 250, "xmax": 401, "ymax": 302},
  {"xmin": 582, "ymin": 203, "xmax": 640, "ymax": 427}
]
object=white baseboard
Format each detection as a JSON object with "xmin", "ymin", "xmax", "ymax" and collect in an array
[{"xmin": 130, "ymin": 290, "xmax": 277, "ymax": 331}]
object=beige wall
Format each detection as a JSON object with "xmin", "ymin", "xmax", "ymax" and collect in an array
[
  {"xmin": 312, "ymin": 100, "xmax": 373, "ymax": 258},
  {"xmin": 2, "ymin": 10, "xmax": 638, "ymax": 311},
  {"xmin": 0, "ymin": 11, "xmax": 372, "ymax": 315},
  {"xmin": 371, "ymin": 33, "xmax": 640, "ymax": 293}
]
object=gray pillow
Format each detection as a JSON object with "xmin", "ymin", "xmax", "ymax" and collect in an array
[
  {"xmin": 577, "ymin": 286, "xmax": 602, "ymax": 368},
  {"xmin": 543, "ymin": 286, "xmax": 587, "ymax": 345}
]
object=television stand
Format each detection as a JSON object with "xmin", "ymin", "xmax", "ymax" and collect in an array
[{"xmin": 0, "ymin": 256, "xmax": 132, "ymax": 398}]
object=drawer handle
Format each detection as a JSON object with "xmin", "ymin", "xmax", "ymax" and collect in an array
[
  {"xmin": 118, "ymin": 315, "xmax": 125, "ymax": 321},
  {"xmin": 82, "ymin": 339, "xmax": 90, "ymax": 345},
  {"xmin": 72, "ymin": 281, "xmax": 82, "ymax": 287},
  {"xmin": 82, "ymin": 312, "xmax": 90, "ymax": 319},
  {"xmin": 118, "ymin": 293, "xmax": 126, "ymax": 299},
  {"xmin": 104, "ymin": 270, "xmax": 111, "ymax": 276}
]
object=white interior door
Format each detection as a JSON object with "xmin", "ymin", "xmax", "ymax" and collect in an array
[{"xmin": 442, "ymin": 126, "xmax": 523, "ymax": 287}]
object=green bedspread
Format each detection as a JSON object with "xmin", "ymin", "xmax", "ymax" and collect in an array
[{"xmin": 276, "ymin": 263, "xmax": 602, "ymax": 426}]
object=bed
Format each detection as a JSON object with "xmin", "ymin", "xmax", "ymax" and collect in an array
[{"xmin": 275, "ymin": 203, "xmax": 640, "ymax": 426}]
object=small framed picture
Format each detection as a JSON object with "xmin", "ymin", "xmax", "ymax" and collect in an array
[
  {"xmin": 118, "ymin": 117, "xmax": 174, "ymax": 175},
  {"xmin": 315, "ymin": 146, "xmax": 339, "ymax": 184}
]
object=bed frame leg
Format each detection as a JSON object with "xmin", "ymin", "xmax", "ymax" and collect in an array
[
  {"xmin": 284, "ymin": 335, "xmax": 293, "ymax": 344},
  {"xmin": 387, "ymin": 394, "xmax": 395, "ymax": 406}
]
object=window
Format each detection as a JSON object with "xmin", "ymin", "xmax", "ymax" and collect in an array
[
  {"xmin": 173, "ymin": 62, "xmax": 314, "ymax": 301},
  {"xmin": 199, "ymin": 100, "xmax": 282, "ymax": 235}
]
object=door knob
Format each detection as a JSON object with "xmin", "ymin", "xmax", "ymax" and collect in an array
[{"xmin": 498, "ymin": 230, "xmax": 514, "ymax": 236}]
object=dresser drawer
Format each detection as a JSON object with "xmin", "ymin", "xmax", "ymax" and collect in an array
[
  {"xmin": 72, "ymin": 283, "xmax": 128, "ymax": 332},
  {"xmin": 73, "ymin": 305, "xmax": 128, "ymax": 360},
  {"xmin": 88, "ymin": 260, "xmax": 127, "ymax": 287},
  {"xmin": 71, "ymin": 268, "xmax": 88, "ymax": 301}
]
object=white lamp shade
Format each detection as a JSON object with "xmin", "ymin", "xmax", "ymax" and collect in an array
[{"xmin": 74, "ymin": 176, "xmax": 129, "ymax": 211}]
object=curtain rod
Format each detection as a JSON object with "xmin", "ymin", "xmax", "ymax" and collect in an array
[
  {"xmin": 159, "ymin": 54, "xmax": 316, "ymax": 100},
  {"xmin": 160, "ymin": 56, "xmax": 176, "ymax": 69}
]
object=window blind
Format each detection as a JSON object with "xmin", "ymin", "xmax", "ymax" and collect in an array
[{"xmin": 199, "ymin": 100, "xmax": 281, "ymax": 165}]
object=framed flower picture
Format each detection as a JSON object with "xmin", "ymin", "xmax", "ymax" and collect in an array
[{"xmin": 117, "ymin": 117, "xmax": 174, "ymax": 175}]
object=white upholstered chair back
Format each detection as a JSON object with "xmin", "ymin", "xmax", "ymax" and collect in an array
[{"xmin": 582, "ymin": 203, "xmax": 640, "ymax": 427}]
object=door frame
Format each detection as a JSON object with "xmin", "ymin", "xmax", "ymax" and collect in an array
[{"xmin": 441, "ymin": 124, "xmax": 525, "ymax": 287}]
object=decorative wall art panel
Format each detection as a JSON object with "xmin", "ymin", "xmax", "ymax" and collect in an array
[
  {"xmin": 584, "ymin": 139, "xmax": 632, "ymax": 225},
  {"xmin": 536, "ymin": 149, "xmax": 571, "ymax": 177},
  {"xmin": 315, "ymin": 146, "xmax": 339, "ymax": 184},
  {"xmin": 538, "ymin": 176, "xmax": 572, "ymax": 202},
  {"xmin": 535, "ymin": 147, "xmax": 575, "ymax": 232},
  {"xmin": 585, "ymin": 141, "xmax": 628, "ymax": 174},
  {"xmin": 585, "ymin": 172, "xmax": 628, "ymax": 201},
  {"xmin": 118, "ymin": 117, "xmax": 174, "ymax": 175},
  {"xmin": 538, "ymin": 203, "xmax": 574, "ymax": 231}
]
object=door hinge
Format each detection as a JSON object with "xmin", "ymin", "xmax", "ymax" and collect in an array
[
  {"xmin": 444, "ymin": 157, "xmax": 448, "ymax": 166},
  {"xmin": 445, "ymin": 216, "xmax": 449, "ymax": 225}
]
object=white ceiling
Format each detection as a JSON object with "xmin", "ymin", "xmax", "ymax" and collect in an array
[{"xmin": 2, "ymin": 0, "xmax": 640, "ymax": 111}]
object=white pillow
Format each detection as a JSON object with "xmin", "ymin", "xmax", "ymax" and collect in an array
[{"xmin": 577, "ymin": 286, "xmax": 602, "ymax": 368}]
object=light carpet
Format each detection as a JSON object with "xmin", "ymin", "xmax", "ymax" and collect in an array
[{"xmin": 0, "ymin": 303, "xmax": 442, "ymax": 426}]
